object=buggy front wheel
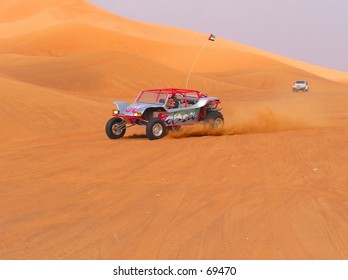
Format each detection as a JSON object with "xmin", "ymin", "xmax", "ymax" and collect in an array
[
  {"xmin": 146, "ymin": 118, "xmax": 167, "ymax": 140},
  {"xmin": 105, "ymin": 117, "xmax": 126, "ymax": 139}
]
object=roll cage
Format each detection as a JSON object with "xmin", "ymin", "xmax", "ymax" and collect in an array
[{"xmin": 135, "ymin": 88, "xmax": 214, "ymax": 108}]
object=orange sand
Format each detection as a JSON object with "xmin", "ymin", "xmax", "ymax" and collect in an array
[{"xmin": 1, "ymin": 0, "xmax": 348, "ymax": 260}]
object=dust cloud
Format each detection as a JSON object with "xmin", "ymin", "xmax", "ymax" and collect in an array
[{"xmin": 169, "ymin": 98, "xmax": 326, "ymax": 138}]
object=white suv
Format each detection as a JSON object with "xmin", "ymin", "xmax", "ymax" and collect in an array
[{"xmin": 292, "ymin": 80, "xmax": 309, "ymax": 92}]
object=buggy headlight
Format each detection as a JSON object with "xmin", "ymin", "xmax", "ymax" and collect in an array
[
  {"xmin": 113, "ymin": 109, "xmax": 120, "ymax": 114},
  {"xmin": 133, "ymin": 112, "xmax": 142, "ymax": 117}
]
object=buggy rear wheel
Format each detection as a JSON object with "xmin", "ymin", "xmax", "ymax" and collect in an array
[
  {"xmin": 146, "ymin": 118, "xmax": 167, "ymax": 140},
  {"xmin": 206, "ymin": 111, "xmax": 224, "ymax": 130},
  {"xmin": 105, "ymin": 117, "xmax": 126, "ymax": 139}
]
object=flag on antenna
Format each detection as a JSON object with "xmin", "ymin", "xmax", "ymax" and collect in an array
[{"xmin": 208, "ymin": 34, "xmax": 216, "ymax": 41}]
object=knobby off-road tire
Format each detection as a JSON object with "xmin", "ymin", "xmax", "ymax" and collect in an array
[
  {"xmin": 206, "ymin": 111, "xmax": 224, "ymax": 130},
  {"xmin": 105, "ymin": 117, "xmax": 126, "ymax": 139},
  {"xmin": 146, "ymin": 118, "xmax": 167, "ymax": 140}
]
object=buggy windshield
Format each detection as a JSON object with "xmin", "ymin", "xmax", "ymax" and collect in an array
[{"xmin": 136, "ymin": 91, "xmax": 168, "ymax": 104}]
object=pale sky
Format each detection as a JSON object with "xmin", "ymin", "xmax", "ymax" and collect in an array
[{"xmin": 88, "ymin": 0, "xmax": 348, "ymax": 71}]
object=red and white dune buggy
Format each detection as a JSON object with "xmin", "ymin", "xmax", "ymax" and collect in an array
[{"xmin": 105, "ymin": 88, "xmax": 224, "ymax": 140}]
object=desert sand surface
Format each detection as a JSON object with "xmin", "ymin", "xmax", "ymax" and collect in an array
[{"xmin": 1, "ymin": 0, "xmax": 348, "ymax": 260}]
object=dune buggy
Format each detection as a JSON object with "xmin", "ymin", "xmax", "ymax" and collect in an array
[{"xmin": 105, "ymin": 88, "xmax": 224, "ymax": 140}]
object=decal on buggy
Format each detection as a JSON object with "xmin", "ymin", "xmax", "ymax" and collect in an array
[
  {"xmin": 126, "ymin": 106, "xmax": 141, "ymax": 113},
  {"xmin": 157, "ymin": 109, "xmax": 199, "ymax": 125}
]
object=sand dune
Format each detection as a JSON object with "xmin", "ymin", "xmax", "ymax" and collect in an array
[{"xmin": 1, "ymin": 0, "xmax": 348, "ymax": 260}]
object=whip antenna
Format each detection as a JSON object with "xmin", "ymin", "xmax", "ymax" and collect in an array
[{"xmin": 185, "ymin": 34, "xmax": 215, "ymax": 88}]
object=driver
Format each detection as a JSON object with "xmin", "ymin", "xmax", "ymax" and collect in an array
[{"xmin": 166, "ymin": 95, "xmax": 179, "ymax": 109}]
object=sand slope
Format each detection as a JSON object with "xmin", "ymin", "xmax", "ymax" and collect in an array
[{"xmin": 1, "ymin": 0, "xmax": 348, "ymax": 260}]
